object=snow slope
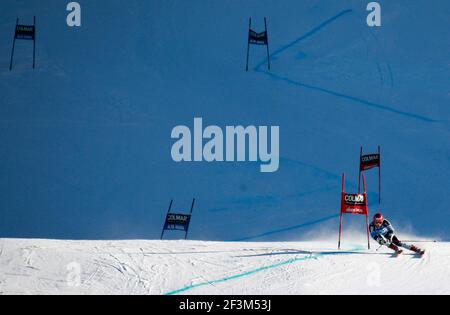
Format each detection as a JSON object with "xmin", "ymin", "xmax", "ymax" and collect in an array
[
  {"xmin": 0, "ymin": 0, "xmax": 449, "ymax": 241},
  {"xmin": 0, "ymin": 238, "xmax": 448, "ymax": 295}
]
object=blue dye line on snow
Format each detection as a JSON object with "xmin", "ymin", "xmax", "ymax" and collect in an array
[
  {"xmin": 164, "ymin": 255, "xmax": 317, "ymax": 295},
  {"xmin": 254, "ymin": 9, "xmax": 353, "ymax": 71},
  {"xmin": 260, "ymin": 72, "xmax": 438, "ymax": 123},
  {"xmin": 164, "ymin": 246, "xmax": 365, "ymax": 295},
  {"xmin": 252, "ymin": 8, "xmax": 438, "ymax": 123}
]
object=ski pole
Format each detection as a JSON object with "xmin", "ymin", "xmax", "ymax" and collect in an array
[{"xmin": 402, "ymin": 240, "xmax": 438, "ymax": 243}]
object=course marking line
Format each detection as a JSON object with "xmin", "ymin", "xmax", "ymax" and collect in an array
[{"xmin": 164, "ymin": 246, "xmax": 364, "ymax": 295}]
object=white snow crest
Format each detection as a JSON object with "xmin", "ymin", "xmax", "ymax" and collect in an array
[{"xmin": 0, "ymin": 239, "xmax": 447, "ymax": 295}]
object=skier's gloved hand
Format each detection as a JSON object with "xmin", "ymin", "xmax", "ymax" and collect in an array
[
  {"xmin": 387, "ymin": 233, "xmax": 395, "ymax": 243},
  {"xmin": 376, "ymin": 235, "xmax": 388, "ymax": 246}
]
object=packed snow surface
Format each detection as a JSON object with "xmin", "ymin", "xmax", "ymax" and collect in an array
[{"xmin": 0, "ymin": 238, "xmax": 448, "ymax": 295}]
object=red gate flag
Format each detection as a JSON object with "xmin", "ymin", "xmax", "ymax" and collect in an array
[
  {"xmin": 10, "ymin": 17, "xmax": 36, "ymax": 71},
  {"xmin": 246, "ymin": 17, "xmax": 271, "ymax": 71},
  {"xmin": 359, "ymin": 145, "xmax": 381, "ymax": 204},
  {"xmin": 249, "ymin": 30, "xmax": 268, "ymax": 45},
  {"xmin": 338, "ymin": 173, "xmax": 371, "ymax": 250},
  {"xmin": 360, "ymin": 153, "xmax": 380, "ymax": 171},
  {"xmin": 341, "ymin": 193, "xmax": 368, "ymax": 215}
]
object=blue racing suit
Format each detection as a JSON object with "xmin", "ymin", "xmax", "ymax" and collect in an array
[
  {"xmin": 369, "ymin": 219, "xmax": 422, "ymax": 253},
  {"xmin": 369, "ymin": 219, "xmax": 395, "ymax": 242}
]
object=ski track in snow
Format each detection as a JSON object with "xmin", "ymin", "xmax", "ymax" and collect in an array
[{"xmin": 0, "ymin": 239, "xmax": 448, "ymax": 295}]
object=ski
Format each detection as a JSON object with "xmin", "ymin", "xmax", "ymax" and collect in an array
[{"xmin": 416, "ymin": 250, "xmax": 426, "ymax": 257}]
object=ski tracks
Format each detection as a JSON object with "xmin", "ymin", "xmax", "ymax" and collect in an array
[
  {"xmin": 1, "ymin": 240, "xmax": 448, "ymax": 294},
  {"xmin": 100, "ymin": 246, "xmax": 151, "ymax": 294}
]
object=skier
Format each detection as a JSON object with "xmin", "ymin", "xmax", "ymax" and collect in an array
[{"xmin": 370, "ymin": 213, "xmax": 425, "ymax": 256}]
